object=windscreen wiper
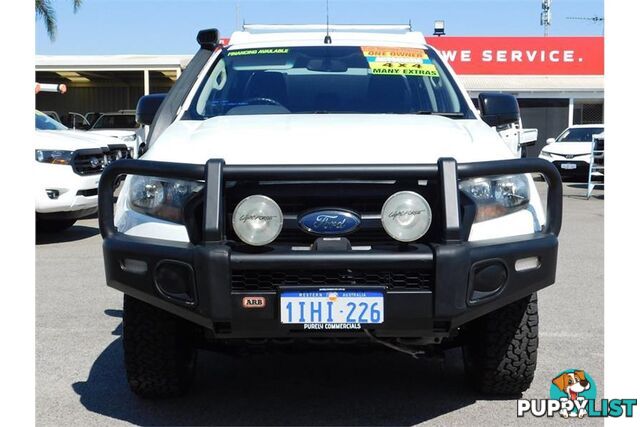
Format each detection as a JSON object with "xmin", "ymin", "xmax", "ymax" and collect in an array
[
  {"xmin": 413, "ymin": 111, "xmax": 466, "ymax": 118},
  {"xmin": 295, "ymin": 111, "xmax": 358, "ymax": 114}
]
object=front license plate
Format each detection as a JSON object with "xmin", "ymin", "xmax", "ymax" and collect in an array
[
  {"xmin": 280, "ymin": 290, "xmax": 384, "ymax": 325},
  {"xmin": 561, "ymin": 163, "xmax": 577, "ymax": 170}
]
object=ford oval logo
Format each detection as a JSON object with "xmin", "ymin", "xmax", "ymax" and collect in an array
[{"xmin": 298, "ymin": 209, "xmax": 361, "ymax": 235}]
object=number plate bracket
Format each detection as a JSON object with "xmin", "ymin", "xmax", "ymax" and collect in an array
[{"xmin": 279, "ymin": 287, "xmax": 385, "ymax": 327}]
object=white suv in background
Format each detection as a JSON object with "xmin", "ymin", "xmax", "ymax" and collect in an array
[
  {"xmin": 88, "ymin": 111, "xmax": 145, "ymax": 157},
  {"xmin": 538, "ymin": 124, "xmax": 605, "ymax": 180},
  {"xmin": 35, "ymin": 110, "xmax": 132, "ymax": 232}
]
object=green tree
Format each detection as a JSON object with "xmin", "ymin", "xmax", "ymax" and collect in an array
[{"xmin": 36, "ymin": 0, "xmax": 83, "ymax": 41}]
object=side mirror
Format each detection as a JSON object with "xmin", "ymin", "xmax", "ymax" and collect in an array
[
  {"xmin": 546, "ymin": 138, "xmax": 556, "ymax": 145},
  {"xmin": 478, "ymin": 93, "xmax": 520, "ymax": 127},
  {"xmin": 136, "ymin": 93, "xmax": 167, "ymax": 126}
]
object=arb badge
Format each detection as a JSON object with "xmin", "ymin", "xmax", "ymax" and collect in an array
[{"xmin": 242, "ymin": 296, "xmax": 266, "ymax": 309}]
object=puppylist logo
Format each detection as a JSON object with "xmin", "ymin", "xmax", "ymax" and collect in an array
[{"xmin": 517, "ymin": 369, "xmax": 637, "ymax": 418}]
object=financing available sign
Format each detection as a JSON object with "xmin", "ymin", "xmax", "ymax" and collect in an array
[{"xmin": 426, "ymin": 36, "xmax": 604, "ymax": 75}]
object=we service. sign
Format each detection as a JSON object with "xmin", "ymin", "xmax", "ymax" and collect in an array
[{"xmin": 426, "ymin": 37, "xmax": 604, "ymax": 75}]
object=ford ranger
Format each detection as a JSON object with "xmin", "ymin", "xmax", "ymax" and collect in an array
[{"xmin": 98, "ymin": 25, "xmax": 562, "ymax": 398}]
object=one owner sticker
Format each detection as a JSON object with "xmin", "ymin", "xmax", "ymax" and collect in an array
[{"xmin": 361, "ymin": 46, "xmax": 440, "ymax": 77}]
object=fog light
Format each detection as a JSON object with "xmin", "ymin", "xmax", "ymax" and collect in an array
[
  {"xmin": 473, "ymin": 262, "xmax": 508, "ymax": 293},
  {"xmin": 46, "ymin": 189, "xmax": 60, "ymax": 199},
  {"xmin": 154, "ymin": 260, "xmax": 196, "ymax": 304},
  {"xmin": 232, "ymin": 195, "xmax": 283, "ymax": 246},
  {"xmin": 381, "ymin": 191, "xmax": 432, "ymax": 242}
]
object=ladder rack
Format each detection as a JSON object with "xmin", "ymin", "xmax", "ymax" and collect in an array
[
  {"xmin": 586, "ymin": 133, "xmax": 604, "ymax": 199},
  {"xmin": 242, "ymin": 24, "xmax": 413, "ymax": 34}
]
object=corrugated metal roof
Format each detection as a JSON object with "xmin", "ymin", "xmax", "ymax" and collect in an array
[{"xmin": 35, "ymin": 55, "xmax": 191, "ymax": 70}]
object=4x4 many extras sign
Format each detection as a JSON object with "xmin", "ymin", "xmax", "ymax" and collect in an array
[{"xmin": 425, "ymin": 37, "xmax": 603, "ymax": 75}]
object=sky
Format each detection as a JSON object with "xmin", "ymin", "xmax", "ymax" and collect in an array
[{"xmin": 35, "ymin": 0, "xmax": 605, "ymax": 55}]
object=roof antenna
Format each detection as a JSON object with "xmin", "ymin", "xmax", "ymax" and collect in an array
[{"xmin": 324, "ymin": 0, "xmax": 332, "ymax": 44}]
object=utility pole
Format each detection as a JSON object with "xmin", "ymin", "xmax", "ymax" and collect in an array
[{"xmin": 541, "ymin": 0, "xmax": 552, "ymax": 36}]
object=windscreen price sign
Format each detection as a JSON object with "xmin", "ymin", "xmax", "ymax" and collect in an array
[{"xmin": 362, "ymin": 46, "xmax": 440, "ymax": 77}]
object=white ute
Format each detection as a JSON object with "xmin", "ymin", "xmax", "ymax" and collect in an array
[
  {"xmin": 88, "ymin": 111, "xmax": 145, "ymax": 158},
  {"xmin": 35, "ymin": 110, "xmax": 132, "ymax": 232},
  {"xmin": 118, "ymin": 25, "xmax": 545, "ymax": 243},
  {"xmin": 99, "ymin": 25, "xmax": 563, "ymax": 398}
]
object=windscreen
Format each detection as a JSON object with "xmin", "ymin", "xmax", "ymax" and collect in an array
[
  {"xmin": 187, "ymin": 46, "xmax": 473, "ymax": 118},
  {"xmin": 35, "ymin": 111, "xmax": 67, "ymax": 130},
  {"xmin": 557, "ymin": 127, "xmax": 604, "ymax": 142},
  {"xmin": 92, "ymin": 114, "xmax": 138, "ymax": 129}
]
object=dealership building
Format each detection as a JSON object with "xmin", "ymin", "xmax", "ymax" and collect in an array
[{"xmin": 36, "ymin": 36, "xmax": 604, "ymax": 156}]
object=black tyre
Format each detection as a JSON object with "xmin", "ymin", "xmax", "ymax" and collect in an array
[
  {"xmin": 462, "ymin": 293, "xmax": 538, "ymax": 396},
  {"xmin": 123, "ymin": 295, "xmax": 198, "ymax": 398},
  {"xmin": 36, "ymin": 218, "xmax": 76, "ymax": 233}
]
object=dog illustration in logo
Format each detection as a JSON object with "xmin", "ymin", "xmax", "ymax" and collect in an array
[{"xmin": 552, "ymin": 370, "xmax": 591, "ymax": 418}]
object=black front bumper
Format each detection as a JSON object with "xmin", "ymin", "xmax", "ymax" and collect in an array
[
  {"xmin": 552, "ymin": 160, "xmax": 590, "ymax": 180},
  {"xmin": 99, "ymin": 158, "xmax": 562, "ymax": 339},
  {"xmin": 37, "ymin": 206, "xmax": 98, "ymax": 221}
]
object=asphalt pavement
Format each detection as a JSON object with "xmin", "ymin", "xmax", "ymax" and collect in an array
[{"xmin": 36, "ymin": 182, "xmax": 604, "ymax": 426}]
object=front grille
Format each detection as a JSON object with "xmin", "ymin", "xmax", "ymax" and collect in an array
[
  {"xmin": 106, "ymin": 144, "xmax": 131, "ymax": 163},
  {"xmin": 71, "ymin": 149, "xmax": 107, "ymax": 175},
  {"xmin": 552, "ymin": 161, "xmax": 590, "ymax": 175},
  {"xmin": 71, "ymin": 145, "xmax": 131, "ymax": 176},
  {"xmin": 231, "ymin": 269, "xmax": 432, "ymax": 291},
  {"xmin": 223, "ymin": 181, "xmax": 443, "ymax": 245}
]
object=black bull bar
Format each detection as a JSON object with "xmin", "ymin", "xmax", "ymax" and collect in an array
[
  {"xmin": 99, "ymin": 157, "xmax": 562, "ymax": 241},
  {"xmin": 97, "ymin": 157, "xmax": 562, "ymax": 333}
]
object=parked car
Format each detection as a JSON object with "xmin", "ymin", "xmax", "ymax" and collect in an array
[
  {"xmin": 97, "ymin": 25, "xmax": 562, "ymax": 398},
  {"xmin": 60, "ymin": 112, "xmax": 91, "ymax": 130},
  {"xmin": 35, "ymin": 110, "xmax": 132, "ymax": 232},
  {"xmin": 538, "ymin": 124, "xmax": 605, "ymax": 180},
  {"xmin": 88, "ymin": 111, "xmax": 145, "ymax": 157},
  {"xmin": 84, "ymin": 111, "xmax": 103, "ymax": 127}
]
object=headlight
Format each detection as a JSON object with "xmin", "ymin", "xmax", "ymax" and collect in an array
[
  {"xmin": 539, "ymin": 151, "xmax": 551, "ymax": 159},
  {"xmin": 232, "ymin": 195, "xmax": 283, "ymax": 246},
  {"xmin": 128, "ymin": 175, "xmax": 203, "ymax": 223},
  {"xmin": 381, "ymin": 191, "xmax": 432, "ymax": 242},
  {"xmin": 119, "ymin": 134, "xmax": 137, "ymax": 142},
  {"xmin": 459, "ymin": 175, "xmax": 530, "ymax": 222},
  {"xmin": 35, "ymin": 150, "xmax": 74, "ymax": 165}
]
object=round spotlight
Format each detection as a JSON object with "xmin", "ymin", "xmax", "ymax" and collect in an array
[
  {"xmin": 381, "ymin": 191, "xmax": 432, "ymax": 242},
  {"xmin": 232, "ymin": 195, "xmax": 283, "ymax": 246}
]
